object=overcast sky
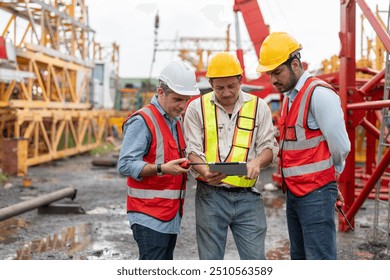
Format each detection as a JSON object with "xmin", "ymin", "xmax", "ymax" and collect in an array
[{"xmin": 88, "ymin": 0, "xmax": 387, "ymax": 79}]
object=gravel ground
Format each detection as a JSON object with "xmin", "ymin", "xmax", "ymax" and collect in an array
[{"xmin": 0, "ymin": 152, "xmax": 389, "ymax": 260}]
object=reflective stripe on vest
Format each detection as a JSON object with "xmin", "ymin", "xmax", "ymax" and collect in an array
[
  {"xmin": 141, "ymin": 107, "xmax": 165, "ymax": 164},
  {"xmin": 128, "ymin": 187, "xmax": 185, "ymax": 199},
  {"xmin": 282, "ymin": 158, "xmax": 333, "ymax": 177},
  {"xmin": 201, "ymin": 92, "xmax": 257, "ymax": 188},
  {"xmin": 280, "ymin": 135, "xmax": 325, "ymax": 150}
]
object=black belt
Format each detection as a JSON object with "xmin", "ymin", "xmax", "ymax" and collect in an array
[
  {"xmin": 199, "ymin": 181, "xmax": 260, "ymax": 195},
  {"xmin": 216, "ymin": 186, "xmax": 251, "ymax": 193}
]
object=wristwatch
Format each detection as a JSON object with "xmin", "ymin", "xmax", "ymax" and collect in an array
[{"xmin": 156, "ymin": 163, "xmax": 164, "ymax": 176}]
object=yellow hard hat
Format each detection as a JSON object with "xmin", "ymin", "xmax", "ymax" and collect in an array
[
  {"xmin": 257, "ymin": 32, "xmax": 302, "ymax": 73},
  {"xmin": 206, "ymin": 52, "xmax": 243, "ymax": 78}
]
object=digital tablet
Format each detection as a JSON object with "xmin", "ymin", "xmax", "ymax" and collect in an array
[{"xmin": 208, "ymin": 162, "xmax": 247, "ymax": 176}]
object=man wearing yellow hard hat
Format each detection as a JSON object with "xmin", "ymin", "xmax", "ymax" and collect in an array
[
  {"xmin": 257, "ymin": 32, "xmax": 351, "ymax": 260},
  {"xmin": 184, "ymin": 51, "xmax": 278, "ymax": 260}
]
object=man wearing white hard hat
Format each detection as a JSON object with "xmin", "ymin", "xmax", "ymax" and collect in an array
[{"xmin": 118, "ymin": 60, "xmax": 200, "ymax": 260}]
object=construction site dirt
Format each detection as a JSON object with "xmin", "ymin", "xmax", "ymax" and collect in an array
[{"xmin": 0, "ymin": 151, "xmax": 389, "ymax": 261}]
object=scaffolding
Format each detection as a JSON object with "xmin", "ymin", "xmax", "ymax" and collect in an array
[
  {"xmin": 335, "ymin": 1, "xmax": 390, "ymax": 251},
  {"xmin": 0, "ymin": 0, "xmax": 118, "ymax": 176},
  {"xmin": 373, "ymin": 2, "xmax": 390, "ymax": 253}
]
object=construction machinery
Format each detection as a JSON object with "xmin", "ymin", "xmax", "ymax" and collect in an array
[{"xmin": 0, "ymin": 0, "xmax": 120, "ymax": 176}]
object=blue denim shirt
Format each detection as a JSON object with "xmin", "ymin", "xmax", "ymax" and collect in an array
[{"xmin": 118, "ymin": 95, "xmax": 182, "ymax": 234}]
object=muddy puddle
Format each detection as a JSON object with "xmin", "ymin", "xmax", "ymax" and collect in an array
[
  {"xmin": 5, "ymin": 222, "xmax": 93, "ymax": 260},
  {"xmin": 0, "ymin": 218, "xmax": 27, "ymax": 244}
]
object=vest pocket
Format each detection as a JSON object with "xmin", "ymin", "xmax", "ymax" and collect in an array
[
  {"xmin": 168, "ymin": 139, "xmax": 178, "ymax": 149},
  {"xmin": 284, "ymin": 149, "xmax": 313, "ymax": 165},
  {"xmin": 285, "ymin": 126, "xmax": 297, "ymax": 141},
  {"xmin": 237, "ymin": 115, "xmax": 255, "ymax": 131}
]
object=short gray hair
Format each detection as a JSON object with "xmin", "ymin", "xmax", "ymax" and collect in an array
[{"xmin": 157, "ymin": 79, "xmax": 174, "ymax": 94}]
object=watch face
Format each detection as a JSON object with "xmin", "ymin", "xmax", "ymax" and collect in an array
[{"xmin": 157, "ymin": 163, "xmax": 163, "ymax": 175}]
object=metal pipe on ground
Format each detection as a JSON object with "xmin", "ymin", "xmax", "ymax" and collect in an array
[
  {"xmin": 91, "ymin": 158, "xmax": 117, "ymax": 167},
  {"xmin": 0, "ymin": 187, "xmax": 77, "ymax": 221}
]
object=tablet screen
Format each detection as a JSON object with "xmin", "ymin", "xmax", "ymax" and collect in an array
[{"xmin": 208, "ymin": 162, "xmax": 247, "ymax": 176}]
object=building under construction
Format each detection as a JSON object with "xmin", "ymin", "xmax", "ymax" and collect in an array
[{"xmin": 0, "ymin": 0, "xmax": 390, "ymax": 262}]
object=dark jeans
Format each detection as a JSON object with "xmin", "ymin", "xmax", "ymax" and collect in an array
[
  {"xmin": 131, "ymin": 224, "xmax": 177, "ymax": 260},
  {"xmin": 286, "ymin": 182, "xmax": 338, "ymax": 259}
]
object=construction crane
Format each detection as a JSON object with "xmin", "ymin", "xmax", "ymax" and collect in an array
[{"xmin": 0, "ymin": 0, "xmax": 120, "ymax": 176}]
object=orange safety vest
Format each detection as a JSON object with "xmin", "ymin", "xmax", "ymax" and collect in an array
[
  {"xmin": 125, "ymin": 104, "xmax": 187, "ymax": 221},
  {"xmin": 200, "ymin": 92, "xmax": 258, "ymax": 187},
  {"xmin": 279, "ymin": 76, "xmax": 336, "ymax": 196}
]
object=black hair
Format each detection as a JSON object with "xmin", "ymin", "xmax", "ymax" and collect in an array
[{"xmin": 282, "ymin": 53, "xmax": 303, "ymax": 70}]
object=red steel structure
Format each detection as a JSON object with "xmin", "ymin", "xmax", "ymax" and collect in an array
[{"xmin": 337, "ymin": 0, "xmax": 390, "ymax": 232}]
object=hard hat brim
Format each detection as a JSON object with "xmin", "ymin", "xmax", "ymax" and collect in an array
[
  {"xmin": 205, "ymin": 73, "xmax": 242, "ymax": 78},
  {"xmin": 176, "ymin": 89, "xmax": 200, "ymax": 96},
  {"xmin": 256, "ymin": 62, "xmax": 280, "ymax": 73}
]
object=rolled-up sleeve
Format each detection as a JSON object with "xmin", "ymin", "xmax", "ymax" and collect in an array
[
  {"xmin": 183, "ymin": 98, "xmax": 206, "ymax": 161},
  {"xmin": 255, "ymin": 98, "xmax": 279, "ymax": 166}
]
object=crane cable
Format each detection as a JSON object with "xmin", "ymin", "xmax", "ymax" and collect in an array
[{"xmin": 149, "ymin": 11, "xmax": 159, "ymax": 83}]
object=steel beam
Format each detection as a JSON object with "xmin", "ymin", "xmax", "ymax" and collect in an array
[
  {"xmin": 347, "ymin": 100, "xmax": 390, "ymax": 110},
  {"xmin": 338, "ymin": 0, "xmax": 357, "ymax": 232},
  {"xmin": 346, "ymin": 148, "xmax": 390, "ymax": 221}
]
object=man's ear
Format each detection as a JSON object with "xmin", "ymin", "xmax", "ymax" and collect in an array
[
  {"xmin": 291, "ymin": 58, "xmax": 301, "ymax": 73},
  {"xmin": 156, "ymin": 87, "xmax": 164, "ymax": 97}
]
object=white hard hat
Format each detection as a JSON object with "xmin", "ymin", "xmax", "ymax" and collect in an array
[{"xmin": 158, "ymin": 60, "xmax": 200, "ymax": 96}]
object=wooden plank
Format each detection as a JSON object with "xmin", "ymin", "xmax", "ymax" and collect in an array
[{"xmin": 1, "ymin": 138, "xmax": 27, "ymax": 176}]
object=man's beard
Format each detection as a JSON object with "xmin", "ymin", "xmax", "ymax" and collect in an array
[{"xmin": 274, "ymin": 69, "xmax": 299, "ymax": 93}]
